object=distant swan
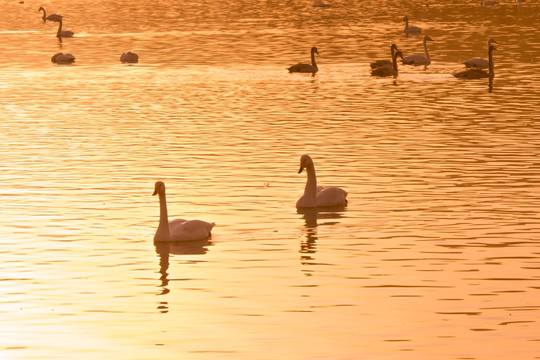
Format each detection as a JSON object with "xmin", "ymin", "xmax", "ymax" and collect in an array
[
  {"xmin": 371, "ymin": 51, "xmax": 403, "ymax": 77},
  {"xmin": 54, "ymin": 17, "xmax": 74, "ymax": 41},
  {"xmin": 296, "ymin": 154, "xmax": 348, "ymax": 208},
  {"xmin": 402, "ymin": 35, "xmax": 433, "ymax": 68},
  {"xmin": 313, "ymin": 1, "xmax": 331, "ymax": 7},
  {"xmin": 370, "ymin": 44, "xmax": 398, "ymax": 69},
  {"xmin": 38, "ymin": 7, "xmax": 62, "ymax": 23},
  {"xmin": 120, "ymin": 52, "xmax": 139, "ymax": 63},
  {"xmin": 480, "ymin": 0, "xmax": 498, "ymax": 6},
  {"xmin": 153, "ymin": 181, "xmax": 215, "ymax": 242},
  {"xmin": 454, "ymin": 45, "xmax": 496, "ymax": 79},
  {"xmin": 462, "ymin": 39, "xmax": 497, "ymax": 69},
  {"xmin": 287, "ymin": 46, "xmax": 319, "ymax": 76},
  {"xmin": 403, "ymin": 16, "xmax": 422, "ymax": 35},
  {"xmin": 51, "ymin": 53, "xmax": 75, "ymax": 64}
]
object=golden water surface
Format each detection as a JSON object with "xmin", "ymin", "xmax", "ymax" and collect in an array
[{"xmin": 1, "ymin": 0, "xmax": 539, "ymax": 359}]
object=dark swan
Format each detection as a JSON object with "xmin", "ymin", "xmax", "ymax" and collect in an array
[
  {"xmin": 51, "ymin": 53, "xmax": 75, "ymax": 65},
  {"xmin": 120, "ymin": 52, "xmax": 139, "ymax": 63},
  {"xmin": 370, "ymin": 44, "xmax": 398, "ymax": 69},
  {"xmin": 54, "ymin": 17, "xmax": 74, "ymax": 42},
  {"xmin": 38, "ymin": 7, "xmax": 62, "ymax": 23},
  {"xmin": 287, "ymin": 47, "xmax": 319, "ymax": 76},
  {"xmin": 371, "ymin": 51, "xmax": 403, "ymax": 77}
]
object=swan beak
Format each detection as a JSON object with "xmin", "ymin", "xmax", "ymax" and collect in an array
[
  {"xmin": 298, "ymin": 167, "xmax": 304, "ymax": 174},
  {"xmin": 152, "ymin": 189, "xmax": 158, "ymax": 196}
]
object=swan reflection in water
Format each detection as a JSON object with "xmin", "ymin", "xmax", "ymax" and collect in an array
[
  {"xmin": 297, "ymin": 207, "xmax": 346, "ymax": 275},
  {"xmin": 154, "ymin": 239, "xmax": 213, "ymax": 312}
]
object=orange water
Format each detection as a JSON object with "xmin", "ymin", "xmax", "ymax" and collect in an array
[{"xmin": 0, "ymin": 0, "xmax": 539, "ymax": 359}]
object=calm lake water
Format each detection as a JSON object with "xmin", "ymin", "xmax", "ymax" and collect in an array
[{"xmin": 1, "ymin": 0, "xmax": 540, "ymax": 359}]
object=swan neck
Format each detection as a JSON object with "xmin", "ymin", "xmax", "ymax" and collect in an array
[
  {"xmin": 56, "ymin": 19, "xmax": 62, "ymax": 38},
  {"xmin": 488, "ymin": 47, "xmax": 494, "ymax": 77},
  {"xmin": 156, "ymin": 192, "xmax": 170, "ymax": 240},
  {"xmin": 311, "ymin": 49, "xmax": 318, "ymax": 69},
  {"xmin": 303, "ymin": 164, "xmax": 318, "ymax": 199},
  {"xmin": 423, "ymin": 38, "xmax": 430, "ymax": 61},
  {"xmin": 392, "ymin": 53, "xmax": 399, "ymax": 75}
]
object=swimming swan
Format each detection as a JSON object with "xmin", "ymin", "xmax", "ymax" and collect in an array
[
  {"xmin": 153, "ymin": 181, "xmax": 215, "ymax": 242},
  {"xmin": 51, "ymin": 53, "xmax": 75, "ymax": 64},
  {"xmin": 403, "ymin": 16, "xmax": 422, "ymax": 35},
  {"xmin": 462, "ymin": 38, "xmax": 497, "ymax": 69},
  {"xmin": 120, "ymin": 52, "xmax": 139, "ymax": 63},
  {"xmin": 296, "ymin": 154, "xmax": 348, "ymax": 208},
  {"xmin": 371, "ymin": 51, "xmax": 403, "ymax": 77},
  {"xmin": 287, "ymin": 47, "xmax": 319, "ymax": 75},
  {"xmin": 402, "ymin": 35, "xmax": 433, "ymax": 68},
  {"xmin": 54, "ymin": 17, "xmax": 74, "ymax": 42},
  {"xmin": 454, "ymin": 45, "xmax": 496, "ymax": 79},
  {"xmin": 38, "ymin": 7, "xmax": 62, "ymax": 23},
  {"xmin": 370, "ymin": 44, "xmax": 398, "ymax": 69},
  {"xmin": 480, "ymin": 0, "xmax": 498, "ymax": 6}
]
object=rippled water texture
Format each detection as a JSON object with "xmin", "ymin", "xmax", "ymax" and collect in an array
[{"xmin": 1, "ymin": 0, "xmax": 539, "ymax": 359}]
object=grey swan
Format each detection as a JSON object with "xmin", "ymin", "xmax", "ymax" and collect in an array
[
  {"xmin": 462, "ymin": 38, "xmax": 497, "ymax": 69},
  {"xmin": 454, "ymin": 45, "xmax": 496, "ymax": 79},
  {"xmin": 288, "ymin": 47, "xmax": 319, "ymax": 76},
  {"xmin": 403, "ymin": 16, "xmax": 422, "ymax": 35},
  {"xmin": 402, "ymin": 35, "xmax": 433, "ymax": 68}
]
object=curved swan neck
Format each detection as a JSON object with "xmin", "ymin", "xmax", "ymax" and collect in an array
[
  {"xmin": 423, "ymin": 37, "xmax": 430, "ymax": 61},
  {"xmin": 303, "ymin": 163, "xmax": 318, "ymax": 199},
  {"xmin": 311, "ymin": 49, "xmax": 318, "ymax": 69},
  {"xmin": 56, "ymin": 19, "xmax": 63, "ymax": 39},
  {"xmin": 404, "ymin": 17, "xmax": 409, "ymax": 31}
]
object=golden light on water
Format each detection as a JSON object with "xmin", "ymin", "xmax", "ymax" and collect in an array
[{"xmin": 0, "ymin": 0, "xmax": 539, "ymax": 359}]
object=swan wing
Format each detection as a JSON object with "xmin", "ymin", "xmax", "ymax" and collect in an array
[
  {"xmin": 288, "ymin": 63, "xmax": 317, "ymax": 73},
  {"xmin": 402, "ymin": 54, "xmax": 429, "ymax": 66},
  {"xmin": 315, "ymin": 186, "xmax": 348, "ymax": 207},
  {"xmin": 170, "ymin": 219, "xmax": 214, "ymax": 242},
  {"xmin": 462, "ymin": 57, "xmax": 488, "ymax": 68},
  {"xmin": 370, "ymin": 59, "xmax": 392, "ymax": 69}
]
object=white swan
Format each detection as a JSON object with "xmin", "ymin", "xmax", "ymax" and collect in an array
[
  {"xmin": 153, "ymin": 181, "xmax": 215, "ymax": 242},
  {"xmin": 51, "ymin": 53, "xmax": 75, "ymax": 64},
  {"xmin": 371, "ymin": 51, "xmax": 403, "ymax": 77},
  {"xmin": 120, "ymin": 51, "xmax": 139, "ymax": 63},
  {"xmin": 454, "ymin": 45, "xmax": 496, "ymax": 79},
  {"xmin": 370, "ymin": 44, "xmax": 398, "ymax": 69},
  {"xmin": 403, "ymin": 16, "xmax": 422, "ymax": 35},
  {"xmin": 296, "ymin": 155, "xmax": 348, "ymax": 208},
  {"xmin": 38, "ymin": 7, "xmax": 62, "ymax": 23},
  {"xmin": 287, "ymin": 47, "xmax": 319, "ymax": 76},
  {"xmin": 480, "ymin": 0, "xmax": 498, "ymax": 6},
  {"xmin": 53, "ymin": 17, "xmax": 74, "ymax": 42},
  {"xmin": 402, "ymin": 35, "xmax": 433, "ymax": 68},
  {"xmin": 463, "ymin": 39, "xmax": 497, "ymax": 69}
]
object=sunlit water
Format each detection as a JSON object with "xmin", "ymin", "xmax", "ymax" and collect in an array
[{"xmin": 1, "ymin": 0, "xmax": 540, "ymax": 359}]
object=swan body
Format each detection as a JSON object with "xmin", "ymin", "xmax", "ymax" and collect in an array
[
  {"xmin": 54, "ymin": 18, "xmax": 74, "ymax": 41},
  {"xmin": 402, "ymin": 35, "xmax": 433, "ymax": 67},
  {"xmin": 403, "ymin": 16, "xmax": 422, "ymax": 35},
  {"xmin": 454, "ymin": 45, "xmax": 496, "ymax": 79},
  {"xmin": 38, "ymin": 7, "xmax": 62, "ymax": 23},
  {"xmin": 481, "ymin": 0, "xmax": 498, "ymax": 6},
  {"xmin": 288, "ymin": 47, "xmax": 319, "ymax": 75},
  {"xmin": 462, "ymin": 39, "xmax": 497, "ymax": 69},
  {"xmin": 313, "ymin": 1, "xmax": 331, "ymax": 7},
  {"xmin": 371, "ymin": 51, "xmax": 403, "ymax": 77},
  {"xmin": 296, "ymin": 154, "xmax": 348, "ymax": 208},
  {"xmin": 51, "ymin": 53, "xmax": 75, "ymax": 64},
  {"xmin": 120, "ymin": 52, "xmax": 139, "ymax": 63},
  {"xmin": 370, "ymin": 44, "xmax": 398, "ymax": 69},
  {"xmin": 153, "ymin": 181, "xmax": 215, "ymax": 242}
]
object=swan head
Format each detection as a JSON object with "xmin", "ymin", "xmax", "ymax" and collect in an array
[
  {"xmin": 311, "ymin": 47, "xmax": 320, "ymax": 56},
  {"xmin": 403, "ymin": 16, "xmax": 409, "ymax": 23},
  {"xmin": 424, "ymin": 35, "xmax": 434, "ymax": 42},
  {"xmin": 394, "ymin": 50, "xmax": 403, "ymax": 60},
  {"xmin": 391, "ymin": 44, "xmax": 398, "ymax": 52},
  {"xmin": 153, "ymin": 181, "xmax": 166, "ymax": 196},
  {"xmin": 487, "ymin": 38, "xmax": 497, "ymax": 46},
  {"xmin": 298, "ymin": 154, "xmax": 314, "ymax": 174}
]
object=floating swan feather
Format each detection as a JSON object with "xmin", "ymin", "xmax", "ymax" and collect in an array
[
  {"xmin": 153, "ymin": 181, "xmax": 215, "ymax": 242},
  {"xmin": 287, "ymin": 47, "xmax": 319, "ymax": 75},
  {"xmin": 296, "ymin": 154, "xmax": 348, "ymax": 208}
]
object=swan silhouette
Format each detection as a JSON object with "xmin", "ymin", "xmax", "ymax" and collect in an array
[
  {"xmin": 454, "ymin": 45, "xmax": 496, "ymax": 79},
  {"xmin": 403, "ymin": 16, "xmax": 422, "ymax": 35},
  {"xmin": 480, "ymin": 0, "xmax": 498, "ymax": 6},
  {"xmin": 462, "ymin": 39, "xmax": 497, "ymax": 69},
  {"xmin": 51, "ymin": 53, "xmax": 75, "ymax": 64},
  {"xmin": 371, "ymin": 51, "xmax": 403, "ymax": 77},
  {"xmin": 153, "ymin": 181, "xmax": 215, "ymax": 242},
  {"xmin": 38, "ymin": 7, "xmax": 62, "ymax": 23},
  {"xmin": 370, "ymin": 44, "xmax": 398, "ymax": 69},
  {"xmin": 287, "ymin": 47, "xmax": 319, "ymax": 76},
  {"xmin": 296, "ymin": 155, "xmax": 348, "ymax": 208},
  {"xmin": 402, "ymin": 35, "xmax": 433, "ymax": 68},
  {"xmin": 120, "ymin": 52, "xmax": 139, "ymax": 63},
  {"xmin": 53, "ymin": 17, "xmax": 74, "ymax": 42}
]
